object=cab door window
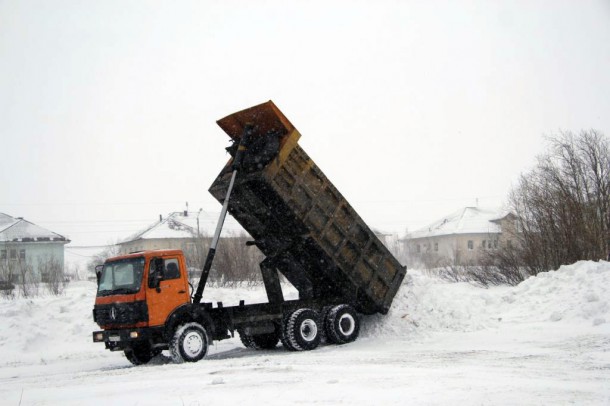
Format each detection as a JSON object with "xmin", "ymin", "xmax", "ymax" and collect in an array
[
  {"xmin": 148, "ymin": 257, "xmax": 181, "ymax": 288},
  {"xmin": 164, "ymin": 258, "xmax": 180, "ymax": 280}
]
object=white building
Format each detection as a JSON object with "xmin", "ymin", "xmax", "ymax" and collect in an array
[
  {"xmin": 117, "ymin": 211, "xmax": 246, "ymax": 255},
  {"xmin": 406, "ymin": 207, "xmax": 517, "ymax": 268},
  {"xmin": 0, "ymin": 213, "xmax": 69, "ymax": 283}
]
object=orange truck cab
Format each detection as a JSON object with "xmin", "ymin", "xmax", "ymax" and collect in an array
[{"xmin": 92, "ymin": 250, "xmax": 203, "ymax": 364}]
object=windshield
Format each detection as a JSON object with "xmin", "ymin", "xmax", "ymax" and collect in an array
[{"xmin": 97, "ymin": 257, "xmax": 145, "ymax": 296}]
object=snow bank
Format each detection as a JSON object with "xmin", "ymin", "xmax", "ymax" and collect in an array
[
  {"xmin": 500, "ymin": 260, "xmax": 609, "ymax": 325},
  {"xmin": 362, "ymin": 260, "xmax": 610, "ymax": 339},
  {"xmin": 361, "ymin": 270, "xmax": 506, "ymax": 338},
  {"xmin": 0, "ymin": 282, "xmax": 102, "ymax": 367}
]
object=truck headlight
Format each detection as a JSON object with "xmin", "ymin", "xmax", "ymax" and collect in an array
[
  {"xmin": 93, "ymin": 332, "xmax": 104, "ymax": 342},
  {"xmin": 129, "ymin": 331, "xmax": 139, "ymax": 338}
]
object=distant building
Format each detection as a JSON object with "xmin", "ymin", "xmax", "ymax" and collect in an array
[
  {"xmin": 405, "ymin": 207, "xmax": 518, "ymax": 268},
  {"xmin": 0, "ymin": 213, "xmax": 70, "ymax": 283},
  {"xmin": 117, "ymin": 211, "xmax": 246, "ymax": 255}
]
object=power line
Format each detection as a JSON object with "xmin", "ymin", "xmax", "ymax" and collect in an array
[
  {"xmin": 66, "ymin": 245, "xmax": 115, "ymax": 249},
  {"xmin": 37, "ymin": 219, "xmax": 153, "ymax": 224},
  {"xmin": 65, "ymin": 249, "xmax": 102, "ymax": 258},
  {"xmin": 0, "ymin": 200, "xmax": 185, "ymax": 207},
  {"xmin": 351, "ymin": 195, "xmax": 505, "ymax": 204}
]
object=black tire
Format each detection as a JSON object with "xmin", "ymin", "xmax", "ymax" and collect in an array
[
  {"xmin": 239, "ymin": 331, "xmax": 279, "ymax": 350},
  {"xmin": 283, "ymin": 308, "xmax": 321, "ymax": 351},
  {"xmin": 170, "ymin": 322, "xmax": 209, "ymax": 363},
  {"xmin": 325, "ymin": 304, "xmax": 360, "ymax": 344},
  {"xmin": 124, "ymin": 342, "xmax": 156, "ymax": 366},
  {"xmin": 239, "ymin": 331, "xmax": 257, "ymax": 349},
  {"xmin": 280, "ymin": 316, "xmax": 298, "ymax": 351},
  {"xmin": 319, "ymin": 305, "xmax": 334, "ymax": 341}
]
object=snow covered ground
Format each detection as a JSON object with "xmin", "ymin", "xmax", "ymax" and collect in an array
[{"xmin": 0, "ymin": 261, "xmax": 609, "ymax": 405}]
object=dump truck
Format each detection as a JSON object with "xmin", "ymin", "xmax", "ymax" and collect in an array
[{"xmin": 92, "ymin": 101, "xmax": 406, "ymax": 365}]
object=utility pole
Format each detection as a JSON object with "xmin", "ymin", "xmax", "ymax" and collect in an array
[{"xmin": 196, "ymin": 208, "xmax": 202, "ymax": 237}]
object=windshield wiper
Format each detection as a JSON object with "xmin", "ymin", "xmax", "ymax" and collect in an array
[{"xmin": 97, "ymin": 288, "xmax": 137, "ymax": 296}]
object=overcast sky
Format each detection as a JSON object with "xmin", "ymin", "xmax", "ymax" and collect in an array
[{"xmin": 1, "ymin": 0, "xmax": 609, "ymax": 247}]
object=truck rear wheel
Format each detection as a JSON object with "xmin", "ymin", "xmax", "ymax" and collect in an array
[
  {"xmin": 280, "ymin": 316, "xmax": 297, "ymax": 351},
  {"xmin": 325, "ymin": 304, "xmax": 360, "ymax": 344},
  {"xmin": 283, "ymin": 308, "xmax": 321, "ymax": 351},
  {"xmin": 170, "ymin": 322, "xmax": 209, "ymax": 363},
  {"xmin": 239, "ymin": 331, "xmax": 279, "ymax": 350}
]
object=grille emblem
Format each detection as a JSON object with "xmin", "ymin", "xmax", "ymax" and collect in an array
[{"xmin": 110, "ymin": 307, "xmax": 117, "ymax": 320}]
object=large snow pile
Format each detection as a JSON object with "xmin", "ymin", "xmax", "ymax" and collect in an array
[
  {"xmin": 499, "ymin": 261, "xmax": 608, "ymax": 325},
  {"xmin": 362, "ymin": 260, "xmax": 609, "ymax": 338}
]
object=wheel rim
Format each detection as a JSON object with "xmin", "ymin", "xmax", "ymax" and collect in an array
[
  {"xmin": 300, "ymin": 319, "xmax": 318, "ymax": 342},
  {"xmin": 183, "ymin": 331, "xmax": 204, "ymax": 357},
  {"xmin": 338, "ymin": 313, "xmax": 355, "ymax": 336}
]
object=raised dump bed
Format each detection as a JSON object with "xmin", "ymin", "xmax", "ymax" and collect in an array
[{"xmin": 209, "ymin": 101, "xmax": 406, "ymax": 315}]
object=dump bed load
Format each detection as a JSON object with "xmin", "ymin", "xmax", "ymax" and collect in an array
[{"xmin": 210, "ymin": 101, "xmax": 406, "ymax": 315}]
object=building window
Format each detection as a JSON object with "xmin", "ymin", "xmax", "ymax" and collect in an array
[
  {"xmin": 507, "ymin": 239, "xmax": 512, "ymax": 248},
  {"xmin": 493, "ymin": 240, "xmax": 498, "ymax": 249},
  {"xmin": 9, "ymin": 249, "xmax": 17, "ymax": 260},
  {"xmin": 467, "ymin": 240, "xmax": 473, "ymax": 250},
  {"xmin": 481, "ymin": 240, "xmax": 486, "ymax": 249},
  {"xmin": 19, "ymin": 249, "xmax": 25, "ymax": 261},
  {"xmin": 0, "ymin": 250, "xmax": 6, "ymax": 261},
  {"xmin": 434, "ymin": 242, "xmax": 438, "ymax": 252}
]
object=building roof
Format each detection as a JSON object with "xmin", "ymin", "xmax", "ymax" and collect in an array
[
  {"xmin": 120, "ymin": 211, "xmax": 248, "ymax": 244},
  {"xmin": 409, "ymin": 207, "xmax": 503, "ymax": 239},
  {"xmin": 0, "ymin": 213, "xmax": 69, "ymax": 243}
]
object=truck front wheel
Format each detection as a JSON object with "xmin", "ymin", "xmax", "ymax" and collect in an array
[
  {"xmin": 283, "ymin": 308, "xmax": 321, "ymax": 351},
  {"xmin": 124, "ymin": 342, "xmax": 160, "ymax": 366},
  {"xmin": 170, "ymin": 322, "xmax": 209, "ymax": 363}
]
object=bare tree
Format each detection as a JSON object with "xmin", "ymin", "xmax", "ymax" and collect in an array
[
  {"xmin": 0, "ymin": 261, "xmax": 16, "ymax": 299},
  {"xmin": 479, "ymin": 245, "xmax": 527, "ymax": 285},
  {"xmin": 501, "ymin": 130, "xmax": 609, "ymax": 274},
  {"xmin": 39, "ymin": 254, "xmax": 67, "ymax": 295},
  {"xmin": 184, "ymin": 231, "xmax": 265, "ymax": 287},
  {"xmin": 183, "ymin": 233, "xmax": 211, "ymax": 282},
  {"xmin": 16, "ymin": 259, "xmax": 38, "ymax": 297},
  {"xmin": 87, "ymin": 245, "xmax": 120, "ymax": 280},
  {"xmin": 0, "ymin": 257, "xmax": 44, "ymax": 298},
  {"xmin": 213, "ymin": 233, "xmax": 265, "ymax": 286}
]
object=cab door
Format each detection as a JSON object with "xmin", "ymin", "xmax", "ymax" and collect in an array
[{"xmin": 146, "ymin": 256, "xmax": 190, "ymax": 327}]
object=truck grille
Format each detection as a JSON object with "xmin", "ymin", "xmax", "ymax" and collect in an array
[{"xmin": 93, "ymin": 301, "xmax": 148, "ymax": 327}]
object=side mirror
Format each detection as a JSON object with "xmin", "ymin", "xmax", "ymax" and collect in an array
[
  {"xmin": 149, "ymin": 258, "xmax": 165, "ymax": 290},
  {"xmin": 95, "ymin": 265, "xmax": 104, "ymax": 286}
]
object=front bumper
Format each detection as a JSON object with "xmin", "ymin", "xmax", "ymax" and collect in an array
[{"xmin": 92, "ymin": 327, "xmax": 164, "ymax": 351}]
